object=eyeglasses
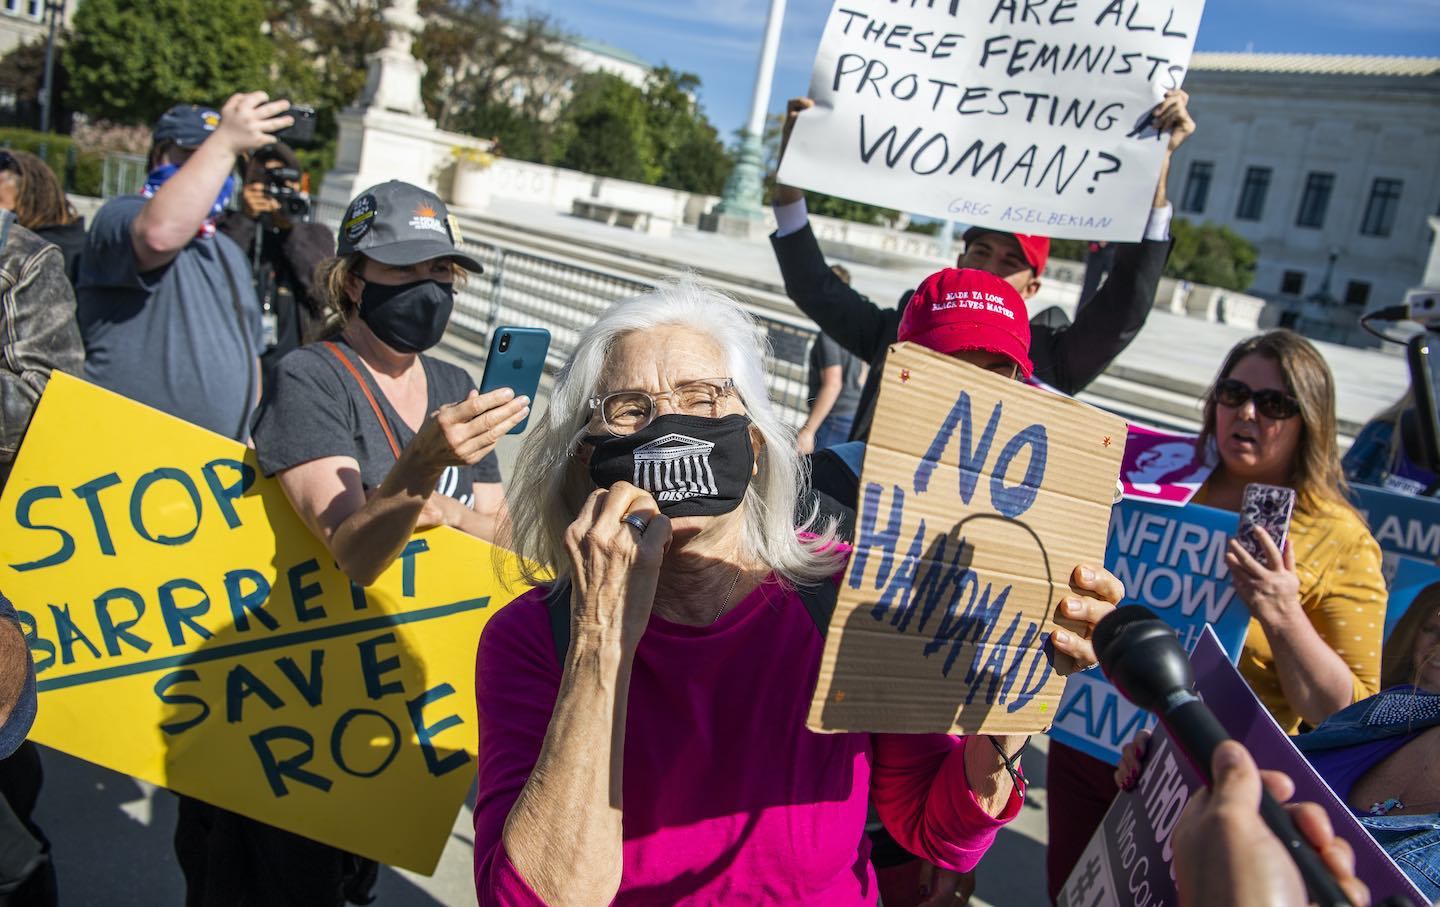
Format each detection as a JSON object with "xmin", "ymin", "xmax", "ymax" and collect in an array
[
  {"xmin": 1213, "ymin": 378, "xmax": 1301, "ymax": 420},
  {"xmin": 588, "ymin": 377, "xmax": 737, "ymax": 436}
]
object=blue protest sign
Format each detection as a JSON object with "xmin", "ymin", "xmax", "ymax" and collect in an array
[
  {"xmin": 1058, "ymin": 628, "xmax": 1428, "ymax": 907},
  {"xmin": 1353, "ymin": 483, "xmax": 1440, "ymax": 563},
  {"xmin": 1382, "ymin": 553, "xmax": 1440, "ymax": 639},
  {"xmin": 1047, "ymin": 499, "xmax": 1251, "ymax": 764}
]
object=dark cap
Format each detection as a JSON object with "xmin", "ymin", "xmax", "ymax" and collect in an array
[
  {"xmin": 337, "ymin": 180, "xmax": 483, "ymax": 273},
  {"xmin": 153, "ymin": 104, "xmax": 222, "ymax": 150}
]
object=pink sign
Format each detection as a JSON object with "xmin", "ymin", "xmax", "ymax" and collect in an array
[{"xmin": 1120, "ymin": 425, "xmax": 1213, "ymax": 506}]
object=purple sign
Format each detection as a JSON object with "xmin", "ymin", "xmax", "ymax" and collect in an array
[{"xmin": 1058, "ymin": 627, "xmax": 1427, "ymax": 907}]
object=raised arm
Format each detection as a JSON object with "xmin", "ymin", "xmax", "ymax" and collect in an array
[
  {"xmin": 769, "ymin": 97, "xmax": 895, "ymax": 364},
  {"xmin": 492, "ymin": 485, "xmax": 670, "ymax": 907},
  {"xmin": 1037, "ymin": 90, "xmax": 1195, "ymax": 395},
  {"xmin": 131, "ymin": 93, "xmax": 292, "ymax": 272},
  {"xmin": 1227, "ymin": 527, "xmax": 1385, "ymax": 726}
]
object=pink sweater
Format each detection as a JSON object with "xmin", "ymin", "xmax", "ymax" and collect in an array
[{"xmin": 473, "ymin": 578, "xmax": 1021, "ymax": 906}]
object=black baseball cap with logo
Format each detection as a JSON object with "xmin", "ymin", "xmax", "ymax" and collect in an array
[
  {"xmin": 153, "ymin": 104, "xmax": 222, "ymax": 149},
  {"xmin": 337, "ymin": 180, "xmax": 483, "ymax": 273}
]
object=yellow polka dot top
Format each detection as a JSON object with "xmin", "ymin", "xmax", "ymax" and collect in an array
[{"xmin": 1232, "ymin": 496, "xmax": 1387, "ymax": 734}]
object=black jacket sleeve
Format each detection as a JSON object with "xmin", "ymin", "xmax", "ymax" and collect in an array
[
  {"xmin": 1029, "ymin": 237, "xmax": 1171, "ymax": 395},
  {"xmin": 770, "ymin": 222, "xmax": 900, "ymax": 364}
]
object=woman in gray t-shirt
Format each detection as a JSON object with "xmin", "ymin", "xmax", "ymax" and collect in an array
[
  {"xmin": 252, "ymin": 181, "xmax": 527, "ymax": 584},
  {"xmin": 217, "ymin": 182, "xmax": 531, "ymax": 907}
]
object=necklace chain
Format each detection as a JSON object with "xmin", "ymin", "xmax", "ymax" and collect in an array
[{"xmin": 710, "ymin": 567, "xmax": 744, "ymax": 625}]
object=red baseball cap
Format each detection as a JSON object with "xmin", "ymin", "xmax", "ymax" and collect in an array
[
  {"xmin": 961, "ymin": 227, "xmax": 1050, "ymax": 276},
  {"xmin": 898, "ymin": 268, "xmax": 1033, "ymax": 377}
]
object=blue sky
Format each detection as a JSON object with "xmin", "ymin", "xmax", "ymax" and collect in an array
[{"xmin": 520, "ymin": 0, "xmax": 1440, "ymax": 139}]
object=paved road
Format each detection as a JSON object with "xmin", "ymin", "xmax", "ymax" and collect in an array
[{"xmin": 32, "ymin": 736, "xmax": 1052, "ymax": 906}]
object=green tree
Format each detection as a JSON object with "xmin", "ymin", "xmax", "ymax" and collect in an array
[
  {"xmin": 266, "ymin": 0, "xmax": 390, "ymax": 143},
  {"xmin": 755, "ymin": 112, "xmax": 897, "ymax": 226},
  {"xmin": 416, "ymin": 7, "xmax": 575, "ymax": 160},
  {"xmin": 1165, "ymin": 219, "xmax": 1258, "ymax": 291},
  {"xmin": 0, "ymin": 38, "xmax": 72, "ymax": 130},
  {"xmin": 1049, "ymin": 238, "xmax": 1089, "ymax": 261},
  {"xmin": 555, "ymin": 72, "xmax": 654, "ymax": 183},
  {"xmin": 65, "ymin": 0, "xmax": 271, "ymax": 125},
  {"xmin": 642, "ymin": 67, "xmax": 730, "ymax": 195}
]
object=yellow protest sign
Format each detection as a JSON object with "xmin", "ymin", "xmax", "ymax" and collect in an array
[
  {"xmin": 0, "ymin": 373, "xmax": 530, "ymax": 874},
  {"xmin": 809, "ymin": 343, "xmax": 1126, "ymax": 735}
]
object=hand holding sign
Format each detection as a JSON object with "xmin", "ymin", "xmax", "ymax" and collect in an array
[
  {"xmin": 779, "ymin": 0, "xmax": 1207, "ymax": 240},
  {"xmin": 1054, "ymin": 564, "xmax": 1125, "ymax": 670},
  {"xmin": 809, "ymin": 343, "xmax": 1127, "ymax": 735}
]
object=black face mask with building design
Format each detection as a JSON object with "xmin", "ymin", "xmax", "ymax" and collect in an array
[{"xmin": 584, "ymin": 414, "xmax": 754, "ymax": 518}]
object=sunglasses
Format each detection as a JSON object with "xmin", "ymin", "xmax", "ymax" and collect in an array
[{"xmin": 1213, "ymin": 378, "xmax": 1301, "ymax": 420}]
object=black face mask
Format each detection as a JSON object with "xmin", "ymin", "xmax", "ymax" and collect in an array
[
  {"xmin": 357, "ymin": 278, "xmax": 455, "ymax": 353},
  {"xmin": 585, "ymin": 413, "xmax": 755, "ymax": 518}
]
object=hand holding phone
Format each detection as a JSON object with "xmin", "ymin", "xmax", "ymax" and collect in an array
[
  {"xmin": 1236, "ymin": 483, "xmax": 1296, "ymax": 563},
  {"xmin": 479, "ymin": 327, "xmax": 550, "ymax": 435}
]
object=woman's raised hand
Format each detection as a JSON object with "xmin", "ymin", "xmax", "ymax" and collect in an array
[
  {"xmin": 1225, "ymin": 529, "xmax": 1302, "ymax": 629},
  {"xmin": 564, "ymin": 482, "xmax": 673, "ymax": 653},
  {"xmin": 1052, "ymin": 564, "xmax": 1126, "ymax": 673},
  {"xmin": 410, "ymin": 388, "xmax": 530, "ymax": 474}
]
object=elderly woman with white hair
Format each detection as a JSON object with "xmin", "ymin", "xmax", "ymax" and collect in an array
[{"xmin": 472, "ymin": 281, "xmax": 1125, "ymax": 905}]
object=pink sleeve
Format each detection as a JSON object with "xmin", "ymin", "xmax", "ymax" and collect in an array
[
  {"xmin": 869, "ymin": 734, "xmax": 1023, "ymax": 873},
  {"xmin": 473, "ymin": 588, "xmax": 563, "ymax": 907}
]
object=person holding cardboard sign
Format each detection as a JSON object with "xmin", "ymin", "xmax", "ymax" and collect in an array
[
  {"xmin": 473, "ymin": 279, "xmax": 1123, "ymax": 906},
  {"xmin": 1048, "ymin": 329, "xmax": 1389, "ymax": 900},
  {"xmin": 802, "ymin": 266, "xmax": 1127, "ymax": 905},
  {"xmin": 770, "ymin": 90, "xmax": 1194, "ymax": 444}
]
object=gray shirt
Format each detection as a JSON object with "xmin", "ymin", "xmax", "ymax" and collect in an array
[
  {"xmin": 77, "ymin": 195, "xmax": 262, "ymax": 441},
  {"xmin": 807, "ymin": 334, "xmax": 864, "ymax": 421},
  {"xmin": 251, "ymin": 340, "xmax": 500, "ymax": 503}
]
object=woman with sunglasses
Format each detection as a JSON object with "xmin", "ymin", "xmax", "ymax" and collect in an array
[
  {"xmin": 1194, "ymin": 330, "xmax": 1385, "ymax": 731},
  {"xmin": 1046, "ymin": 329, "xmax": 1387, "ymax": 899}
]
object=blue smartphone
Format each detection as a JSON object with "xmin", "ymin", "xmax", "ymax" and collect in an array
[{"xmin": 479, "ymin": 326, "xmax": 550, "ymax": 435}]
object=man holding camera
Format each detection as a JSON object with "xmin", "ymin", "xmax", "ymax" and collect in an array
[
  {"xmin": 76, "ymin": 93, "xmax": 293, "ymax": 442},
  {"xmin": 218, "ymin": 142, "xmax": 335, "ymax": 386}
]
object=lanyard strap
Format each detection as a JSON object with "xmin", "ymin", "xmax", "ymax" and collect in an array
[{"xmin": 323, "ymin": 341, "xmax": 402, "ymax": 460}]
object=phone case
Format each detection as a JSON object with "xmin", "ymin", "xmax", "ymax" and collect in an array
[
  {"xmin": 1237, "ymin": 483, "xmax": 1296, "ymax": 562},
  {"xmin": 479, "ymin": 327, "xmax": 550, "ymax": 435}
]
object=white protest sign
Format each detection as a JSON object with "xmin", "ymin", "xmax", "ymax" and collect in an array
[{"xmin": 779, "ymin": 0, "xmax": 1206, "ymax": 241}]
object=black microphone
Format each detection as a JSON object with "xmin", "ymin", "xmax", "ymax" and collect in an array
[{"xmin": 1094, "ymin": 605, "xmax": 1353, "ymax": 907}]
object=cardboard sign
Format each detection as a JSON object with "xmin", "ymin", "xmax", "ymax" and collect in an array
[
  {"xmin": 1, "ymin": 374, "xmax": 530, "ymax": 875},
  {"xmin": 1058, "ymin": 628, "xmax": 1428, "ymax": 907},
  {"xmin": 1119, "ymin": 424, "xmax": 1211, "ymax": 506},
  {"xmin": 779, "ymin": 0, "xmax": 1206, "ymax": 241},
  {"xmin": 1353, "ymin": 483, "xmax": 1440, "ymax": 564},
  {"xmin": 1048, "ymin": 499, "xmax": 1249, "ymax": 763},
  {"xmin": 809, "ymin": 343, "xmax": 1126, "ymax": 734}
]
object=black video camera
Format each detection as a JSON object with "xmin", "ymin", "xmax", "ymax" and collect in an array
[{"xmin": 264, "ymin": 166, "xmax": 311, "ymax": 221}]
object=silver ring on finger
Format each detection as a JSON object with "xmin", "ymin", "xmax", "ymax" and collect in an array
[{"xmin": 621, "ymin": 513, "xmax": 650, "ymax": 537}]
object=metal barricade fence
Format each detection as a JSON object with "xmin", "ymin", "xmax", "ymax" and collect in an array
[
  {"xmin": 312, "ymin": 200, "xmax": 819, "ymax": 428},
  {"xmin": 102, "ymin": 153, "xmax": 147, "ymax": 198}
]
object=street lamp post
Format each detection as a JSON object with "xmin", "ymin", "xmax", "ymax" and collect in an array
[
  {"xmin": 701, "ymin": 0, "xmax": 787, "ymax": 236},
  {"xmin": 38, "ymin": 0, "xmax": 64, "ymax": 134}
]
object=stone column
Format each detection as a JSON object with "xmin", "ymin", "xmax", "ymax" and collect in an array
[
  {"xmin": 699, "ymin": 0, "xmax": 787, "ymax": 239},
  {"xmin": 319, "ymin": 0, "xmax": 441, "ymax": 209}
]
